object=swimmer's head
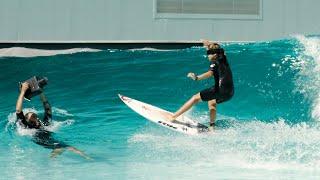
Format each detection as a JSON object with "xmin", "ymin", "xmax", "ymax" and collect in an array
[
  {"xmin": 207, "ymin": 43, "xmax": 220, "ymax": 50},
  {"xmin": 206, "ymin": 43, "xmax": 224, "ymax": 61},
  {"xmin": 25, "ymin": 112, "xmax": 41, "ymax": 129}
]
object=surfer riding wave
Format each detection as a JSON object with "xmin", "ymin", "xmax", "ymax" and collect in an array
[{"xmin": 168, "ymin": 39, "xmax": 234, "ymax": 131}]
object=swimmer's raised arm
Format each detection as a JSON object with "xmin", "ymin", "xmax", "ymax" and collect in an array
[
  {"xmin": 40, "ymin": 92, "xmax": 52, "ymax": 125},
  {"xmin": 16, "ymin": 82, "xmax": 29, "ymax": 113},
  {"xmin": 187, "ymin": 71, "xmax": 213, "ymax": 81}
]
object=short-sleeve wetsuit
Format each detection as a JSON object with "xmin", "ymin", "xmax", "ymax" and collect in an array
[
  {"xmin": 16, "ymin": 101, "xmax": 68, "ymax": 149},
  {"xmin": 16, "ymin": 101, "xmax": 52, "ymax": 128},
  {"xmin": 200, "ymin": 55, "xmax": 234, "ymax": 103}
]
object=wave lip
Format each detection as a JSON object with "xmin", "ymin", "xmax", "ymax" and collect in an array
[
  {"xmin": 294, "ymin": 35, "xmax": 320, "ymax": 120},
  {"xmin": 0, "ymin": 47, "xmax": 101, "ymax": 58}
]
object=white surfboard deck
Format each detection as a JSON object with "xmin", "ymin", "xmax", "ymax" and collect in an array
[{"xmin": 119, "ymin": 94, "xmax": 208, "ymax": 135}]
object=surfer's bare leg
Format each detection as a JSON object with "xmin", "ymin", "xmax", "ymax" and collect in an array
[
  {"xmin": 50, "ymin": 146, "xmax": 92, "ymax": 160},
  {"xmin": 50, "ymin": 148, "xmax": 65, "ymax": 158},
  {"xmin": 208, "ymin": 100, "xmax": 217, "ymax": 130},
  {"xmin": 67, "ymin": 146, "xmax": 92, "ymax": 160},
  {"xmin": 170, "ymin": 93, "xmax": 202, "ymax": 121}
]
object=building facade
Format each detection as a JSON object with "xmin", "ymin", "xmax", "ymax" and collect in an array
[{"xmin": 0, "ymin": 0, "xmax": 319, "ymax": 43}]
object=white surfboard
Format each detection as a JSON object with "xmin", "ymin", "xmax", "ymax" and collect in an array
[{"xmin": 119, "ymin": 94, "xmax": 208, "ymax": 135}]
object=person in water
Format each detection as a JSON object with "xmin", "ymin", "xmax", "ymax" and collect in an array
[
  {"xmin": 168, "ymin": 39, "xmax": 234, "ymax": 130},
  {"xmin": 16, "ymin": 82, "xmax": 91, "ymax": 159}
]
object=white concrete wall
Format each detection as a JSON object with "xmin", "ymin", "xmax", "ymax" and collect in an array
[{"xmin": 0, "ymin": 0, "xmax": 319, "ymax": 42}]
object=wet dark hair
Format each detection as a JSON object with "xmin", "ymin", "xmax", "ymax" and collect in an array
[
  {"xmin": 25, "ymin": 112, "xmax": 40, "ymax": 128},
  {"xmin": 208, "ymin": 43, "xmax": 220, "ymax": 49},
  {"xmin": 25, "ymin": 112, "xmax": 34, "ymax": 120},
  {"xmin": 207, "ymin": 48, "xmax": 224, "ymax": 55}
]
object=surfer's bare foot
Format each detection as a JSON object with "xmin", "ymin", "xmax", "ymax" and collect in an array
[
  {"xmin": 168, "ymin": 114, "xmax": 177, "ymax": 122},
  {"xmin": 159, "ymin": 112, "xmax": 176, "ymax": 122}
]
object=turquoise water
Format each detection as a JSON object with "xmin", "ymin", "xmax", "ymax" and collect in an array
[{"xmin": 1, "ymin": 35, "xmax": 320, "ymax": 179}]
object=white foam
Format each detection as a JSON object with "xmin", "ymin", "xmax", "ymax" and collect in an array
[
  {"xmin": 5, "ymin": 107, "xmax": 74, "ymax": 136},
  {"xmin": 44, "ymin": 119, "xmax": 74, "ymax": 132},
  {"xmin": 52, "ymin": 107, "xmax": 74, "ymax": 116},
  {"xmin": 129, "ymin": 116, "xmax": 320, "ymax": 172},
  {"xmin": 294, "ymin": 35, "xmax": 320, "ymax": 120},
  {"xmin": 0, "ymin": 47, "xmax": 101, "ymax": 58},
  {"xmin": 128, "ymin": 47, "xmax": 176, "ymax": 52},
  {"xmin": 6, "ymin": 108, "xmax": 37, "ymax": 128}
]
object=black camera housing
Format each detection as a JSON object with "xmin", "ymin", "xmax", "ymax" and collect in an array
[{"xmin": 19, "ymin": 76, "xmax": 48, "ymax": 101}]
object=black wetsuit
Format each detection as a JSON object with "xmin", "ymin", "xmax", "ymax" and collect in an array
[
  {"xmin": 16, "ymin": 102, "xmax": 68, "ymax": 149},
  {"xmin": 200, "ymin": 55, "xmax": 234, "ymax": 103}
]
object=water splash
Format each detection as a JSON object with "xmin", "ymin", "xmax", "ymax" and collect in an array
[
  {"xmin": 5, "ymin": 107, "xmax": 75, "ymax": 136},
  {"xmin": 295, "ymin": 35, "xmax": 320, "ymax": 120},
  {"xmin": 52, "ymin": 107, "xmax": 74, "ymax": 117},
  {"xmin": 129, "ymin": 118, "xmax": 320, "ymax": 171}
]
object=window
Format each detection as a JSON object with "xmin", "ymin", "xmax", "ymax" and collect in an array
[{"xmin": 155, "ymin": 0, "xmax": 262, "ymax": 20}]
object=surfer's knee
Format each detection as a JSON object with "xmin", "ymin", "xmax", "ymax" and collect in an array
[
  {"xmin": 208, "ymin": 100, "xmax": 217, "ymax": 111},
  {"xmin": 209, "ymin": 106, "xmax": 216, "ymax": 112},
  {"xmin": 192, "ymin": 94, "xmax": 201, "ymax": 103}
]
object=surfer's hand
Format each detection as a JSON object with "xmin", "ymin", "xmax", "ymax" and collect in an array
[
  {"xmin": 187, "ymin": 73, "xmax": 197, "ymax": 81},
  {"xmin": 201, "ymin": 39, "xmax": 215, "ymax": 49},
  {"xmin": 21, "ymin": 82, "xmax": 29, "ymax": 92},
  {"xmin": 201, "ymin": 39, "xmax": 210, "ymax": 46}
]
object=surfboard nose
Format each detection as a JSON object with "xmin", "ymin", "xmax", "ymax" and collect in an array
[{"xmin": 118, "ymin": 94, "xmax": 128, "ymax": 101}]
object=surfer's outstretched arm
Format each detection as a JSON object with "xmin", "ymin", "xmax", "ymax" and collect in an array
[
  {"xmin": 188, "ymin": 71, "xmax": 213, "ymax": 81},
  {"xmin": 196, "ymin": 71, "xmax": 213, "ymax": 81}
]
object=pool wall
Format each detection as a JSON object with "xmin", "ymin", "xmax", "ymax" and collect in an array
[{"xmin": 0, "ymin": 0, "xmax": 319, "ymax": 43}]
